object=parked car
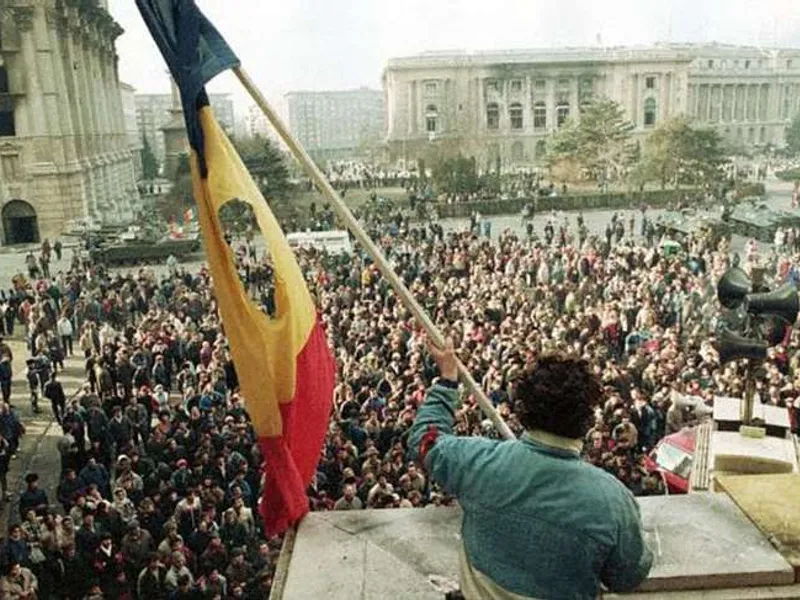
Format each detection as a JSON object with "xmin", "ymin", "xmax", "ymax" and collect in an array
[{"xmin": 644, "ymin": 428, "xmax": 695, "ymax": 494}]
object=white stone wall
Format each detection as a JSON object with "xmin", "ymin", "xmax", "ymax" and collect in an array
[{"xmin": 0, "ymin": 0, "xmax": 140, "ymax": 245}]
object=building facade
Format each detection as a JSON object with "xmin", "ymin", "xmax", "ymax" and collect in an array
[
  {"xmin": 119, "ymin": 82, "xmax": 143, "ymax": 180},
  {"xmin": 383, "ymin": 44, "xmax": 800, "ymax": 168},
  {"xmin": 243, "ymin": 103, "xmax": 271, "ymax": 139},
  {"xmin": 135, "ymin": 92, "xmax": 234, "ymax": 170},
  {"xmin": 0, "ymin": 0, "xmax": 139, "ymax": 245},
  {"xmin": 286, "ymin": 88, "xmax": 385, "ymax": 161}
]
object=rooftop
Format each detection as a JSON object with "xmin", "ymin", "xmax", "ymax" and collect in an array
[{"xmin": 386, "ymin": 42, "xmax": 800, "ymax": 70}]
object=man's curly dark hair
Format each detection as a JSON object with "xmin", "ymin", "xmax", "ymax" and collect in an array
[{"xmin": 514, "ymin": 355, "xmax": 604, "ymax": 439}]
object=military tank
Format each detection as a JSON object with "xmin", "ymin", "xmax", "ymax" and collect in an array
[
  {"xmin": 89, "ymin": 219, "xmax": 201, "ymax": 266},
  {"xmin": 727, "ymin": 202, "xmax": 785, "ymax": 243},
  {"xmin": 657, "ymin": 208, "xmax": 730, "ymax": 246}
]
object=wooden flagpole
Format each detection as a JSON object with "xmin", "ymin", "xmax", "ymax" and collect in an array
[{"xmin": 233, "ymin": 66, "xmax": 515, "ymax": 441}]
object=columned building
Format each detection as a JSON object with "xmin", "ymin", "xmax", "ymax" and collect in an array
[
  {"xmin": 383, "ymin": 44, "xmax": 800, "ymax": 168},
  {"xmin": 0, "ymin": 0, "xmax": 139, "ymax": 245}
]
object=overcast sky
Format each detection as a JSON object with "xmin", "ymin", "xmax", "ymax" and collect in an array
[{"xmin": 110, "ymin": 0, "xmax": 800, "ymax": 114}]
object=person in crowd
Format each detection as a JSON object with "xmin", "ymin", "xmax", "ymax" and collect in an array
[{"xmin": 43, "ymin": 372, "xmax": 66, "ymax": 426}]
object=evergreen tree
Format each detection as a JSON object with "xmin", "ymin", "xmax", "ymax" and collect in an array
[{"xmin": 140, "ymin": 135, "xmax": 159, "ymax": 180}]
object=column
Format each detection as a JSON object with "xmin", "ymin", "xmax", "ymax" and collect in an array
[
  {"xmin": 13, "ymin": 7, "xmax": 48, "ymax": 137},
  {"xmin": 570, "ymin": 78, "xmax": 579, "ymax": 122},
  {"xmin": 46, "ymin": 8, "xmax": 77, "ymax": 165},
  {"xmin": 73, "ymin": 23, "xmax": 99, "ymax": 216},
  {"xmin": 754, "ymin": 83, "xmax": 760, "ymax": 124},
  {"xmin": 524, "ymin": 75, "xmax": 533, "ymax": 133},
  {"xmin": 547, "ymin": 78, "xmax": 556, "ymax": 132},
  {"xmin": 87, "ymin": 32, "xmax": 111, "ymax": 156},
  {"xmin": 478, "ymin": 77, "xmax": 486, "ymax": 132}
]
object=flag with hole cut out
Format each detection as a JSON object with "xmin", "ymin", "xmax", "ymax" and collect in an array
[{"xmin": 136, "ymin": 0, "xmax": 335, "ymax": 536}]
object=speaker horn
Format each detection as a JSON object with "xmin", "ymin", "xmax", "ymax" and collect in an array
[
  {"xmin": 752, "ymin": 314, "xmax": 792, "ymax": 346},
  {"xmin": 716, "ymin": 328, "xmax": 768, "ymax": 364},
  {"xmin": 717, "ymin": 267, "xmax": 751, "ymax": 310},
  {"xmin": 745, "ymin": 283, "xmax": 799, "ymax": 325}
]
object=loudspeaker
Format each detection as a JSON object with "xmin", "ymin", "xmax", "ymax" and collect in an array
[
  {"xmin": 716, "ymin": 328, "xmax": 768, "ymax": 364},
  {"xmin": 717, "ymin": 267, "xmax": 751, "ymax": 309},
  {"xmin": 745, "ymin": 283, "xmax": 800, "ymax": 325},
  {"xmin": 752, "ymin": 314, "xmax": 792, "ymax": 346}
]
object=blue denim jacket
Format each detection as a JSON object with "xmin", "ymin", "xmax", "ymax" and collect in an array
[{"xmin": 408, "ymin": 384, "xmax": 653, "ymax": 600}]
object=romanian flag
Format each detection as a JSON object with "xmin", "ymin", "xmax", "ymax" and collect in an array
[{"xmin": 137, "ymin": 0, "xmax": 335, "ymax": 535}]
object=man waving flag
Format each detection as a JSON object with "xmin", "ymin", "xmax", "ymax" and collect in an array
[{"xmin": 136, "ymin": 0, "xmax": 335, "ymax": 535}]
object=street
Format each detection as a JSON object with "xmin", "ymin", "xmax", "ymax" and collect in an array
[{"xmin": 0, "ymin": 337, "xmax": 84, "ymax": 532}]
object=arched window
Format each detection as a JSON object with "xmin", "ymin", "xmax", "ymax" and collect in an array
[
  {"xmin": 425, "ymin": 104, "xmax": 438, "ymax": 133},
  {"xmin": 533, "ymin": 101, "xmax": 547, "ymax": 129},
  {"xmin": 644, "ymin": 98, "xmax": 657, "ymax": 127},
  {"xmin": 535, "ymin": 139, "xmax": 547, "ymax": 158},
  {"xmin": 486, "ymin": 103, "xmax": 500, "ymax": 130},
  {"xmin": 0, "ymin": 66, "xmax": 14, "ymax": 137},
  {"xmin": 556, "ymin": 102, "xmax": 570, "ymax": 127},
  {"xmin": 511, "ymin": 141, "xmax": 524, "ymax": 161},
  {"xmin": 509, "ymin": 103, "xmax": 523, "ymax": 130}
]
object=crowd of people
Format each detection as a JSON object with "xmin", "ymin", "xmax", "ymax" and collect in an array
[
  {"xmin": 324, "ymin": 160, "xmax": 421, "ymax": 190},
  {"xmin": 0, "ymin": 200, "xmax": 798, "ymax": 598}
]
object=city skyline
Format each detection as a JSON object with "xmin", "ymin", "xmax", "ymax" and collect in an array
[{"xmin": 110, "ymin": 0, "xmax": 800, "ymax": 109}]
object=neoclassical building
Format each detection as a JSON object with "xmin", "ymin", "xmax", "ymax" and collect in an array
[
  {"xmin": 383, "ymin": 43, "xmax": 800, "ymax": 168},
  {"xmin": 0, "ymin": 0, "xmax": 138, "ymax": 246}
]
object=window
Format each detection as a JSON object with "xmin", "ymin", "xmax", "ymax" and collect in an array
[
  {"xmin": 0, "ymin": 67, "xmax": 14, "ymax": 137},
  {"xmin": 533, "ymin": 101, "xmax": 547, "ymax": 129},
  {"xmin": 424, "ymin": 81, "xmax": 438, "ymax": 95},
  {"xmin": 511, "ymin": 141, "xmax": 524, "ymax": 161},
  {"xmin": 644, "ymin": 98, "xmax": 657, "ymax": 127},
  {"xmin": 745, "ymin": 59, "xmax": 751, "ymax": 69},
  {"xmin": 486, "ymin": 103, "xmax": 500, "ymax": 130},
  {"xmin": 425, "ymin": 104, "xmax": 438, "ymax": 133},
  {"xmin": 486, "ymin": 80, "xmax": 500, "ymax": 93},
  {"xmin": 788, "ymin": 60, "xmax": 794, "ymax": 70},
  {"xmin": 509, "ymin": 103, "xmax": 523, "ymax": 130},
  {"xmin": 534, "ymin": 79, "xmax": 546, "ymax": 94},
  {"xmin": 707, "ymin": 59, "xmax": 714, "ymax": 69},
  {"xmin": 510, "ymin": 80, "xmax": 523, "ymax": 93},
  {"xmin": 556, "ymin": 102, "xmax": 570, "ymax": 127},
  {"xmin": 748, "ymin": 127, "xmax": 755, "ymax": 142},
  {"xmin": 645, "ymin": 76, "xmax": 656, "ymax": 90},
  {"xmin": 760, "ymin": 126, "xmax": 766, "ymax": 143},
  {"xmin": 535, "ymin": 139, "xmax": 547, "ymax": 158}
]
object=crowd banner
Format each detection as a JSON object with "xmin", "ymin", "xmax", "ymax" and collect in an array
[
  {"xmin": 136, "ymin": 0, "xmax": 337, "ymax": 536},
  {"xmin": 233, "ymin": 66, "xmax": 515, "ymax": 442}
]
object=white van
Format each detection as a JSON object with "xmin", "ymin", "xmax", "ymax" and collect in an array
[{"xmin": 286, "ymin": 230, "xmax": 353, "ymax": 255}]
